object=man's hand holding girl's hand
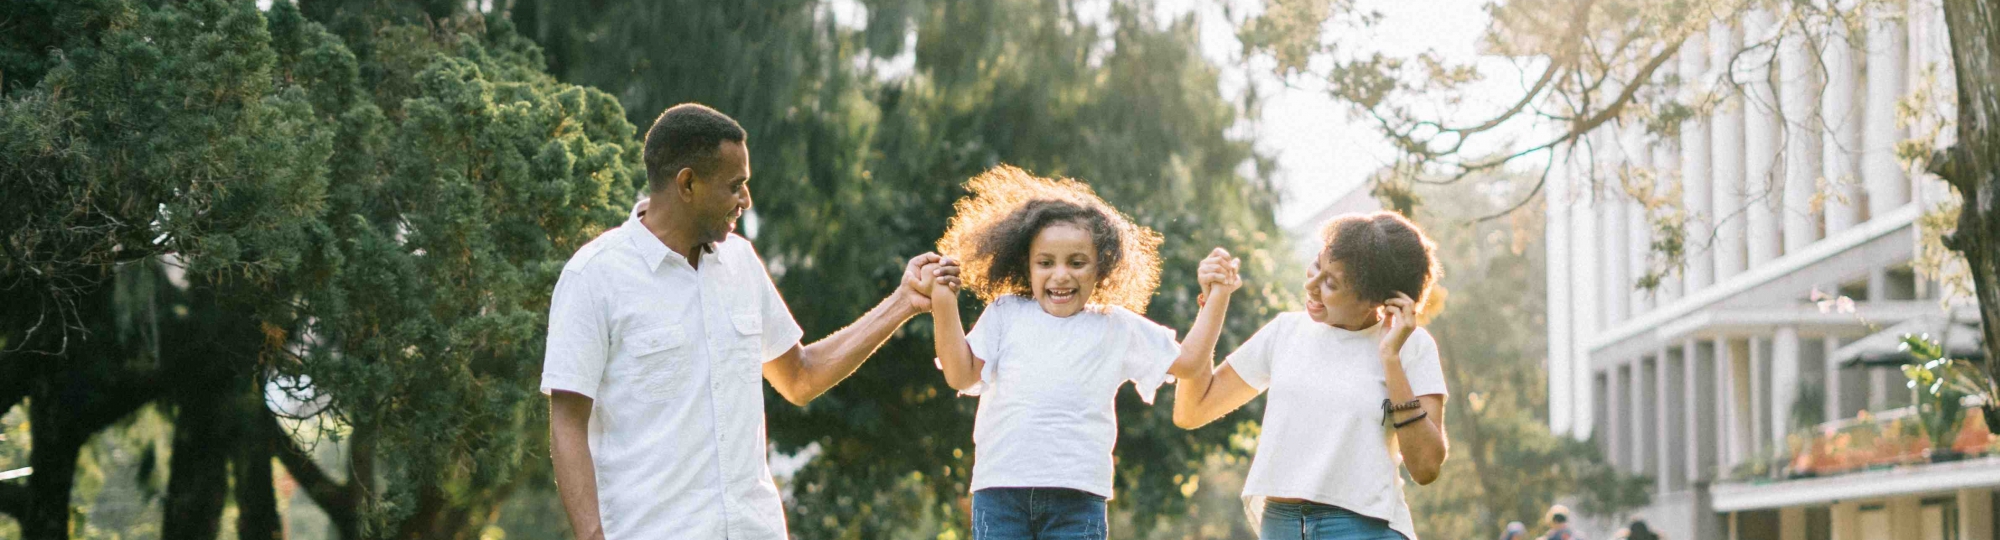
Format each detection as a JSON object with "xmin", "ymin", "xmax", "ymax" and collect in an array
[{"xmin": 901, "ymin": 252, "xmax": 963, "ymax": 312}]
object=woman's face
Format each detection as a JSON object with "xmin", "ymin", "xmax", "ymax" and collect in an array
[
  {"xmin": 1028, "ymin": 222, "xmax": 1099, "ymax": 318},
  {"xmin": 1303, "ymin": 257, "xmax": 1379, "ymax": 329}
]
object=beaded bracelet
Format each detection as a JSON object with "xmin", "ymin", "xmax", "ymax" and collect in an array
[{"xmin": 1380, "ymin": 398, "xmax": 1421, "ymax": 426}]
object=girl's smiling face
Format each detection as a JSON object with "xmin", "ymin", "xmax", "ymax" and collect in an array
[
  {"xmin": 1303, "ymin": 257, "xmax": 1380, "ymax": 330},
  {"xmin": 1028, "ymin": 221, "xmax": 1100, "ymax": 318}
]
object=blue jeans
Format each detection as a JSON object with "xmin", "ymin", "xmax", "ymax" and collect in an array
[
  {"xmin": 971, "ymin": 487, "xmax": 1107, "ymax": 540},
  {"xmin": 1260, "ymin": 500, "xmax": 1408, "ymax": 540}
]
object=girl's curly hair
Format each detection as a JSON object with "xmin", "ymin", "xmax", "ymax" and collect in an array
[
  {"xmin": 937, "ymin": 165, "xmax": 1163, "ymax": 314},
  {"xmin": 1320, "ymin": 211, "xmax": 1442, "ymax": 309}
]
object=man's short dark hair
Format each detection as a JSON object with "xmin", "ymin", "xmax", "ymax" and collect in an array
[{"xmin": 643, "ymin": 103, "xmax": 747, "ymax": 193}]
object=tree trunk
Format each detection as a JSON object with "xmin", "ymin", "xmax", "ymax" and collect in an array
[
  {"xmin": 22, "ymin": 399, "xmax": 84, "ymax": 540},
  {"xmin": 1937, "ymin": 0, "xmax": 2000, "ymax": 390},
  {"xmin": 234, "ymin": 386, "xmax": 284, "ymax": 540},
  {"xmin": 161, "ymin": 386, "xmax": 231, "ymax": 540}
]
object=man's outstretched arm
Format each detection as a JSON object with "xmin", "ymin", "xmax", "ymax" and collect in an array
[
  {"xmin": 549, "ymin": 390, "xmax": 603, "ymax": 540},
  {"xmin": 763, "ymin": 253, "xmax": 958, "ymax": 406}
]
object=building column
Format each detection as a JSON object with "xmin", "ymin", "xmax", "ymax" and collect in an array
[
  {"xmin": 1779, "ymin": 506, "xmax": 1807, "ymax": 540},
  {"xmin": 1830, "ymin": 501, "xmax": 1860, "ymax": 540},
  {"xmin": 1660, "ymin": 344, "xmax": 1686, "ymax": 491},
  {"xmin": 1654, "ymin": 138, "xmax": 1682, "ymax": 304},
  {"xmin": 1743, "ymin": 9, "xmax": 1783, "ymax": 267},
  {"xmin": 1680, "ymin": 29, "xmax": 1715, "ymax": 293},
  {"xmin": 1822, "ymin": 9, "xmax": 1863, "ymax": 234},
  {"xmin": 1572, "ymin": 161, "xmax": 1601, "ymax": 439},
  {"xmin": 1961, "ymin": 488, "xmax": 1995, "ymax": 540},
  {"xmin": 1748, "ymin": 336, "xmax": 1768, "ymax": 458},
  {"xmin": 1779, "ymin": 25, "xmax": 1823, "ymax": 254},
  {"xmin": 1603, "ymin": 128, "xmax": 1631, "ymax": 323},
  {"xmin": 1771, "ymin": 327, "xmax": 1802, "ymax": 453},
  {"xmin": 1549, "ymin": 145, "xmax": 1574, "ymax": 435},
  {"xmin": 1610, "ymin": 362, "xmax": 1627, "ymax": 470},
  {"xmin": 1622, "ymin": 126, "xmax": 1652, "ymax": 316},
  {"xmin": 1824, "ymin": 335, "xmax": 1846, "ymax": 423},
  {"xmin": 1890, "ymin": 497, "xmax": 1922, "ymax": 540},
  {"xmin": 1725, "ymin": 337, "xmax": 1754, "ymax": 466},
  {"xmin": 1711, "ymin": 22, "xmax": 1749, "ymax": 281},
  {"xmin": 1630, "ymin": 359, "xmax": 1650, "ymax": 474},
  {"xmin": 1687, "ymin": 339, "xmax": 1717, "ymax": 483},
  {"xmin": 1862, "ymin": 6, "xmax": 1909, "ymax": 219}
]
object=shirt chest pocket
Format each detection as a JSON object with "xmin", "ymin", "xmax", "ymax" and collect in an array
[
  {"xmin": 616, "ymin": 323, "xmax": 691, "ymax": 403},
  {"xmin": 727, "ymin": 312, "xmax": 766, "ymax": 383}
]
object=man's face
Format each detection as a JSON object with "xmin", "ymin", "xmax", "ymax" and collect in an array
[{"xmin": 686, "ymin": 141, "xmax": 751, "ymax": 245}]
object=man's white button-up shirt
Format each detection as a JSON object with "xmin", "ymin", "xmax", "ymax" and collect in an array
[{"xmin": 541, "ymin": 208, "xmax": 804, "ymax": 539}]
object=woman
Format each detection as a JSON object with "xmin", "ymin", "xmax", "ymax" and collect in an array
[{"xmin": 1173, "ymin": 212, "xmax": 1450, "ymax": 540}]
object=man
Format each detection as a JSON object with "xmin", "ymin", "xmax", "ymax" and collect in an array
[{"xmin": 541, "ymin": 103, "xmax": 956, "ymax": 539}]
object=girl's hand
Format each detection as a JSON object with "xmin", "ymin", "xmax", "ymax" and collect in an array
[
  {"xmin": 933, "ymin": 256, "xmax": 963, "ymax": 293},
  {"xmin": 900, "ymin": 253, "xmax": 961, "ymax": 311},
  {"xmin": 1379, "ymin": 292, "xmax": 1419, "ymax": 359},
  {"xmin": 1196, "ymin": 247, "xmax": 1242, "ymax": 304}
]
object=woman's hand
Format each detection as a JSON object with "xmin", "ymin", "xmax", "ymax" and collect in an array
[
  {"xmin": 1196, "ymin": 247, "xmax": 1241, "ymax": 304},
  {"xmin": 1379, "ymin": 291, "xmax": 1418, "ymax": 359}
]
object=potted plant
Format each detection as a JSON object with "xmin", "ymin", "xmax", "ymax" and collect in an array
[{"xmin": 1900, "ymin": 334, "xmax": 1993, "ymax": 463}]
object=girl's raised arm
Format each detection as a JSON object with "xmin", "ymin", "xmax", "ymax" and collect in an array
[
  {"xmin": 929, "ymin": 258, "xmax": 985, "ymax": 392},
  {"xmin": 1171, "ymin": 248, "xmax": 1260, "ymax": 428}
]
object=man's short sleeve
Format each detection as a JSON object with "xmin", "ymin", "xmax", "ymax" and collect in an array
[
  {"xmin": 1224, "ymin": 314, "xmax": 1292, "ymax": 390},
  {"xmin": 541, "ymin": 270, "xmax": 610, "ymax": 399},
  {"xmin": 746, "ymin": 243, "xmax": 805, "ymax": 363}
]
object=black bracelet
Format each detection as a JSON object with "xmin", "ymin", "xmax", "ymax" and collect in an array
[{"xmin": 1392, "ymin": 410, "xmax": 1428, "ymax": 429}]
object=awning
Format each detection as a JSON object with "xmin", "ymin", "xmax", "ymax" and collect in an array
[{"xmin": 1832, "ymin": 313, "xmax": 1986, "ymax": 367}]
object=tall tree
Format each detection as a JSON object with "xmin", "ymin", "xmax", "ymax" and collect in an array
[{"xmin": 1, "ymin": 1, "xmax": 643, "ymax": 538}]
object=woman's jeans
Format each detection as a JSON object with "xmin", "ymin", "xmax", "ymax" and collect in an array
[
  {"xmin": 971, "ymin": 487, "xmax": 1107, "ymax": 540},
  {"xmin": 1260, "ymin": 500, "xmax": 1408, "ymax": 540}
]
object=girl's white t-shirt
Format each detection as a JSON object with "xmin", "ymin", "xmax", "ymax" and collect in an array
[
  {"xmin": 950, "ymin": 294, "xmax": 1181, "ymax": 498},
  {"xmin": 1226, "ymin": 312, "xmax": 1447, "ymax": 540}
]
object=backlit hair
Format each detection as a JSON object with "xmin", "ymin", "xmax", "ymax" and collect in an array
[{"xmin": 937, "ymin": 165, "xmax": 1163, "ymax": 313}]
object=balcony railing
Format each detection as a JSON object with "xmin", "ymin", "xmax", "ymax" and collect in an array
[{"xmin": 1722, "ymin": 406, "xmax": 1999, "ymax": 483}]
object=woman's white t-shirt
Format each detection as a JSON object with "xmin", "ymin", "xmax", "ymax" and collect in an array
[
  {"xmin": 1227, "ymin": 312, "xmax": 1447, "ymax": 540},
  {"xmin": 950, "ymin": 295, "xmax": 1181, "ymax": 498}
]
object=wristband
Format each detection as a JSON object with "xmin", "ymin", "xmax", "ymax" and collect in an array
[
  {"xmin": 1381, "ymin": 398, "xmax": 1421, "ymax": 426},
  {"xmin": 1393, "ymin": 410, "xmax": 1429, "ymax": 429}
]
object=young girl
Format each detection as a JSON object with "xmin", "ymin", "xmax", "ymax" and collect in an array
[
  {"xmin": 1173, "ymin": 211, "xmax": 1449, "ymax": 540},
  {"xmin": 918, "ymin": 165, "xmax": 1237, "ymax": 540}
]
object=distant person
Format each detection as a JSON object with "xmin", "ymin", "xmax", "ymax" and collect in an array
[
  {"xmin": 1500, "ymin": 521, "xmax": 1528, "ymax": 540},
  {"xmin": 541, "ymin": 103, "xmax": 961, "ymax": 540},
  {"xmin": 1540, "ymin": 505, "xmax": 1580, "ymax": 540},
  {"xmin": 924, "ymin": 166, "xmax": 1240, "ymax": 539},
  {"xmin": 1174, "ymin": 212, "xmax": 1450, "ymax": 540},
  {"xmin": 1621, "ymin": 519, "xmax": 1658, "ymax": 540}
]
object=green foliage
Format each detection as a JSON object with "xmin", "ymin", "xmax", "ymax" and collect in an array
[{"xmin": 3, "ymin": 0, "xmax": 641, "ymax": 537}]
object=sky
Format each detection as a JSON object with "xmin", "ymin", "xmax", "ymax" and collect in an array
[{"xmin": 1156, "ymin": 0, "xmax": 1527, "ymax": 228}]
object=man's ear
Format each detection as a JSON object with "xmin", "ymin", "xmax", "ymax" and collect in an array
[{"xmin": 673, "ymin": 167, "xmax": 698, "ymax": 201}]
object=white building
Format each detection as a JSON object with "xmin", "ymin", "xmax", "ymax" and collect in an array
[{"xmin": 1542, "ymin": 1, "xmax": 1994, "ymax": 539}]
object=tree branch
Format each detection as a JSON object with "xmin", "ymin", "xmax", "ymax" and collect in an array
[{"xmin": 268, "ymin": 411, "xmax": 358, "ymax": 533}]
